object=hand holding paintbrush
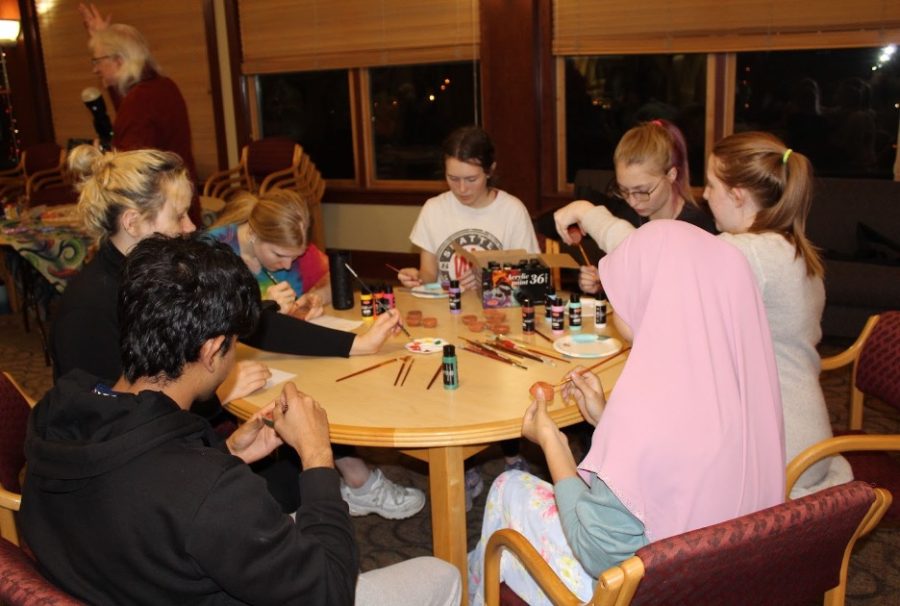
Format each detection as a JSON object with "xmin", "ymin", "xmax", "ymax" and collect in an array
[
  {"xmin": 550, "ymin": 347, "xmax": 630, "ymax": 425},
  {"xmin": 261, "ymin": 268, "xmax": 299, "ymax": 314},
  {"xmin": 343, "ymin": 262, "xmax": 412, "ymax": 338}
]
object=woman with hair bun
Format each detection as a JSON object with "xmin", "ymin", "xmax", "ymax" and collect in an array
[{"xmin": 52, "ymin": 145, "xmax": 197, "ymax": 383}]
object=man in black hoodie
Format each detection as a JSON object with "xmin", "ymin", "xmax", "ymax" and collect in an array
[{"xmin": 21, "ymin": 235, "xmax": 459, "ymax": 606}]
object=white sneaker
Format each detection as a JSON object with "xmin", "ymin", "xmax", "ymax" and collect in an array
[{"xmin": 341, "ymin": 468, "xmax": 426, "ymax": 520}]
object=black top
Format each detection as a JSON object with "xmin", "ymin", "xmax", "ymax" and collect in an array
[
  {"xmin": 534, "ymin": 192, "xmax": 718, "ymax": 267},
  {"xmin": 22, "ymin": 370, "xmax": 358, "ymax": 605},
  {"xmin": 51, "ymin": 240, "xmax": 356, "ymax": 383}
]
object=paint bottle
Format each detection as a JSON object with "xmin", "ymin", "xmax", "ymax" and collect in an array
[
  {"xmin": 383, "ymin": 283, "xmax": 396, "ymax": 310},
  {"xmin": 595, "ymin": 289, "xmax": 608, "ymax": 330},
  {"xmin": 373, "ymin": 284, "xmax": 385, "ymax": 315},
  {"xmin": 449, "ymin": 279, "xmax": 461, "ymax": 314},
  {"xmin": 360, "ymin": 291, "xmax": 374, "ymax": 319},
  {"xmin": 568, "ymin": 293, "xmax": 582, "ymax": 331},
  {"xmin": 544, "ymin": 287, "xmax": 556, "ymax": 323},
  {"xmin": 521, "ymin": 297, "xmax": 535, "ymax": 334},
  {"xmin": 442, "ymin": 344, "xmax": 459, "ymax": 390},
  {"xmin": 551, "ymin": 297, "xmax": 566, "ymax": 334}
]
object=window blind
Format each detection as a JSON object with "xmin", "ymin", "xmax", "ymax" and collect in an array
[
  {"xmin": 553, "ymin": 0, "xmax": 900, "ymax": 55},
  {"xmin": 241, "ymin": 0, "xmax": 480, "ymax": 74}
]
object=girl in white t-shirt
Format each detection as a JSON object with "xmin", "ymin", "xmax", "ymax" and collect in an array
[{"xmin": 397, "ymin": 126, "xmax": 539, "ymax": 291}]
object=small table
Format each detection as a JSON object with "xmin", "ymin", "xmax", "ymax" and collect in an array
[
  {"xmin": 228, "ymin": 290, "xmax": 627, "ymax": 603},
  {"xmin": 0, "ymin": 219, "xmax": 94, "ymax": 293},
  {"xmin": 0, "ymin": 218, "xmax": 94, "ymax": 362}
]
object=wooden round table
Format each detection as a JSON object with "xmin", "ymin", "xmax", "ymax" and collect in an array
[{"xmin": 228, "ymin": 289, "xmax": 627, "ymax": 603}]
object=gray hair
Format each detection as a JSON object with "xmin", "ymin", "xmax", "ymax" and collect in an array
[{"xmin": 89, "ymin": 24, "xmax": 160, "ymax": 94}]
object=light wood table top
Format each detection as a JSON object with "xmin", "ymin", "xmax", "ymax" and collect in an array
[{"xmin": 228, "ymin": 289, "xmax": 627, "ymax": 604}]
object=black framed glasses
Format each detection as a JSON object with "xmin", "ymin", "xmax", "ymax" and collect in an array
[{"xmin": 608, "ymin": 176, "xmax": 665, "ymax": 203}]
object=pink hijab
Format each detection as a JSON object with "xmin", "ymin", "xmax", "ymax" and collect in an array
[{"xmin": 580, "ymin": 220, "xmax": 785, "ymax": 542}]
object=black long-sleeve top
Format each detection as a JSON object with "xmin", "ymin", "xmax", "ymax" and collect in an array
[{"xmin": 51, "ymin": 240, "xmax": 356, "ymax": 383}]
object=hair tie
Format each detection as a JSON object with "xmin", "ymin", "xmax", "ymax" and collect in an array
[
  {"xmin": 782, "ymin": 149, "xmax": 793, "ymax": 164},
  {"xmin": 650, "ymin": 119, "xmax": 664, "ymax": 127}
]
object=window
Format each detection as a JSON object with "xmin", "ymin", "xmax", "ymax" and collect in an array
[
  {"xmin": 734, "ymin": 46, "xmax": 900, "ymax": 179},
  {"xmin": 257, "ymin": 70, "xmax": 355, "ymax": 180},
  {"xmin": 369, "ymin": 61, "xmax": 480, "ymax": 181},
  {"xmin": 563, "ymin": 54, "xmax": 708, "ymax": 185}
]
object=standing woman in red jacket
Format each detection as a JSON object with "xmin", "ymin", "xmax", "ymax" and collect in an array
[{"xmin": 80, "ymin": 3, "xmax": 201, "ymax": 226}]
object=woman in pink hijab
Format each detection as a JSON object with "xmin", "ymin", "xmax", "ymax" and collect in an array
[{"xmin": 467, "ymin": 220, "xmax": 785, "ymax": 605}]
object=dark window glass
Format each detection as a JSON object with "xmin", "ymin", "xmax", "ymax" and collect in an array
[
  {"xmin": 735, "ymin": 47, "xmax": 900, "ymax": 179},
  {"xmin": 564, "ymin": 55, "xmax": 708, "ymax": 185},
  {"xmin": 369, "ymin": 62, "xmax": 480, "ymax": 181},
  {"xmin": 257, "ymin": 70, "xmax": 354, "ymax": 180}
]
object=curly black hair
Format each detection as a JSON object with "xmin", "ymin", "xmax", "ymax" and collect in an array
[{"xmin": 118, "ymin": 234, "xmax": 261, "ymax": 382}]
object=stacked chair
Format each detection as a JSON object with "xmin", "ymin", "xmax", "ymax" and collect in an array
[{"xmin": 0, "ymin": 143, "xmax": 77, "ymax": 210}]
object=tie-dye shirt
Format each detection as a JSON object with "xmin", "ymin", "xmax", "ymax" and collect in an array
[{"xmin": 206, "ymin": 223, "xmax": 329, "ymax": 299}]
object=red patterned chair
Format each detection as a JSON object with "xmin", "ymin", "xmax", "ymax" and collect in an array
[
  {"xmin": 0, "ymin": 372, "xmax": 34, "ymax": 546},
  {"xmin": 486, "ymin": 480, "xmax": 890, "ymax": 606},
  {"xmin": 788, "ymin": 312, "xmax": 900, "ymax": 520},
  {"xmin": 0, "ymin": 537, "xmax": 84, "ymax": 605}
]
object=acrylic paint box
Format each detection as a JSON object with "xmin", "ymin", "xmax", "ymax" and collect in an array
[{"xmin": 462, "ymin": 248, "xmax": 579, "ymax": 308}]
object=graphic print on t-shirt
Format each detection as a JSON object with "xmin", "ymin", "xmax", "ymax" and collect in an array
[{"xmin": 436, "ymin": 229, "xmax": 503, "ymax": 284}]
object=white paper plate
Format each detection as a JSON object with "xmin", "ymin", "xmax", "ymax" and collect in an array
[
  {"xmin": 404, "ymin": 337, "xmax": 449, "ymax": 354},
  {"xmin": 553, "ymin": 334, "xmax": 622, "ymax": 358},
  {"xmin": 410, "ymin": 284, "xmax": 448, "ymax": 299}
]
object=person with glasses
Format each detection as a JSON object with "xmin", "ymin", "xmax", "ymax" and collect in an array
[
  {"xmin": 79, "ymin": 3, "xmax": 201, "ymax": 226},
  {"xmin": 552, "ymin": 119, "xmax": 716, "ymax": 293}
]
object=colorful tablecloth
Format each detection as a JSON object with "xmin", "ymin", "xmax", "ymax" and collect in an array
[{"xmin": 0, "ymin": 220, "xmax": 95, "ymax": 293}]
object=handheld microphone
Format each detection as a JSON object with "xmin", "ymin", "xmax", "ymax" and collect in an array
[{"xmin": 81, "ymin": 87, "xmax": 114, "ymax": 150}]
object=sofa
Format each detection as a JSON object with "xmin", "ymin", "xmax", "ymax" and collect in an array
[
  {"xmin": 543, "ymin": 171, "xmax": 900, "ymax": 340},
  {"xmin": 807, "ymin": 177, "xmax": 900, "ymax": 339}
]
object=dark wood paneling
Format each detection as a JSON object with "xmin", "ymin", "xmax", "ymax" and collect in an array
[
  {"xmin": 203, "ymin": 0, "xmax": 227, "ymax": 169},
  {"xmin": 224, "ymin": 0, "xmax": 250, "ymax": 155},
  {"xmin": 9, "ymin": 0, "xmax": 53, "ymax": 148},
  {"xmin": 479, "ymin": 0, "xmax": 541, "ymax": 213}
]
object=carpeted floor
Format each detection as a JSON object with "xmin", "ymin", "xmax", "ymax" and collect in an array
[{"xmin": 2, "ymin": 309, "xmax": 899, "ymax": 604}]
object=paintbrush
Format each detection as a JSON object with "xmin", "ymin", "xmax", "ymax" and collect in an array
[
  {"xmin": 426, "ymin": 363, "xmax": 443, "ymax": 390},
  {"xmin": 401, "ymin": 357, "xmax": 414, "ymax": 386},
  {"xmin": 553, "ymin": 347, "xmax": 631, "ymax": 389},
  {"xmin": 335, "ymin": 357, "xmax": 400, "ymax": 382},
  {"xmin": 534, "ymin": 328, "xmax": 554, "ymax": 344},
  {"xmin": 343, "ymin": 262, "xmax": 412, "ymax": 338},
  {"xmin": 482, "ymin": 339, "xmax": 546, "ymax": 363},
  {"xmin": 461, "ymin": 346, "xmax": 527, "ymax": 370},
  {"xmin": 261, "ymin": 268, "xmax": 280, "ymax": 284},
  {"xmin": 504, "ymin": 338, "xmax": 571, "ymax": 363},
  {"xmin": 461, "ymin": 338, "xmax": 528, "ymax": 369},
  {"xmin": 385, "ymin": 263, "xmax": 404, "ymax": 274},
  {"xmin": 394, "ymin": 356, "xmax": 409, "ymax": 386},
  {"xmin": 577, "ymin": 242, "xmax": 591, "ymax": 267}
]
